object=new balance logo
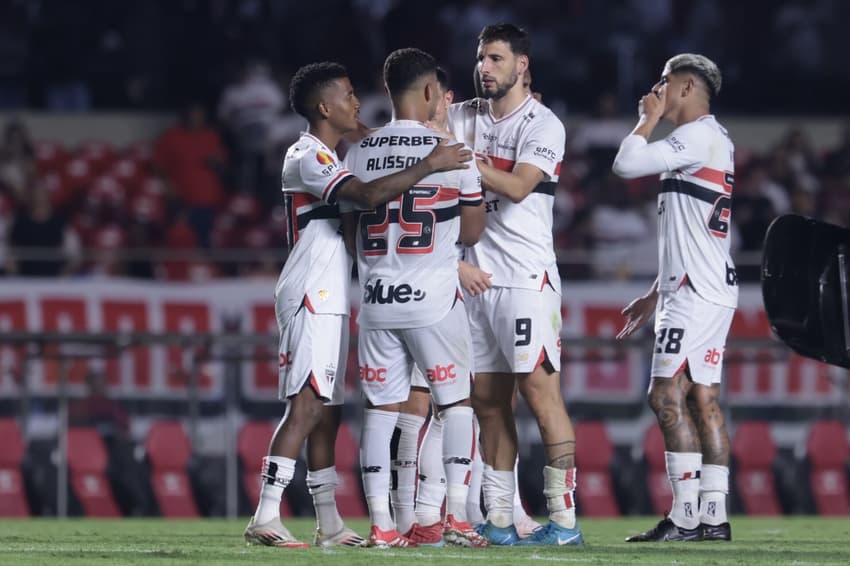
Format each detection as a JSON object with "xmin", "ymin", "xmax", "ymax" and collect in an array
[
  {"xmin": 363, "ymin": 279, "xmax": 426, "ymax": 304},
  {"xmin": 676, "ymin": 471, "xmax": 701, "ymax": 481},
  {"xmin": 707, "ymin": 501, "xmax": 716, "ymax": 517},
  {"xmin": 362, "ymin": 466, "xmax": 382, "ymax": 474},
  {"xmin": 684, "ymin": 502, "xmax": 693, "ymax": 518},
  {"xmin": 444, "ymin": 456, "xmax": 472, "ymax": 466}
]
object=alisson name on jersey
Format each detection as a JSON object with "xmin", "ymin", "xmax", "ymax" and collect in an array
[
  {"xmin": 366, "ymin": 155, "xmax": 424, "ymax": 172},
  {"xmin": 360, "ymin": 135, "xmax": 445, "ymax": 171}
]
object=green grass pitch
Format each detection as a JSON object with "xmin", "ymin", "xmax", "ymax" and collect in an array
[{"xmin": 2, "ymin": 517, "xmax": 850, "ymax": 565}]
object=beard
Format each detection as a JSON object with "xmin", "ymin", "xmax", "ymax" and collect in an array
[{"xmin": 483, "ymin": 70, "xmax": 519, "ymax": 100}]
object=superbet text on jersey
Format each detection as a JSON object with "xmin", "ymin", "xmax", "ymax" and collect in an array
[
  {"xmin": 343, "ymin": 120, "xmax": 483, "ymax": 330},
  {"xmin": 447, "ymin": 94, "xmax": 565, "ymax": 291},
  {"xmin": 275, "ymin": 133, "xmax": 354, "ymax": 322}
]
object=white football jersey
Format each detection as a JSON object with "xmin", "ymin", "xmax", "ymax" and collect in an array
[
  {"xmin": 275, "ymin": 132, "xmax": 354, "ymax": 321},
  {"xmin": 657, "ymin": 116, "xmax": 738, "ymax": 307},
  {"xmin": 613, "ymin": 115, "xmax": 738, "ymax": 308},
  {"xmin": 447, "ymin": 95, "xmax": 565, "ymax": 291},
  {"xmin": 344, "ymin": 120, "xmax": 483, "ymax": 329}
]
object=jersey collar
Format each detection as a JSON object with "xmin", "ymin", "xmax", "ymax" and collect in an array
[
  {"xmin": 302, "ymin": 131, "xmax": 337, "ymax": 155},
  {"xmin": 488, "ymin": 94, "xmax": 534, "ymax": 124},
  {"xmin": 385, "ymin": 119, "xmax": 427, "ymax": 129}
]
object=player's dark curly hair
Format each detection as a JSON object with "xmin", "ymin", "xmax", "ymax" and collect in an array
[
  {"xmin": 479, "ymin": 23, "xmax": 530, "ymax": 56},
  {"xmin": 383, "ymin": 48, "xmax": 437, "ymax": 97},
  {"xmin": 289, "ymin": 62, "xmax": 348, "ymax": 119}
]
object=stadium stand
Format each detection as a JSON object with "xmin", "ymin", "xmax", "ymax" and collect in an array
[
  {"xmin": 731, "ymin": 421, "xmax": 782, "ymax": 515},
  {"xmin": 642, "ymin": 423, "xmax": 673, "ymax": 516},
  {"xmin": 574, "ymin": 420, "xmax": 620, "ymax": 517},
  {"xmin": 67, "ymin": 427, "xmax": 121, "ymax": 517},
  {"xmin": 237, "ymin": 420, "xmax": 292, "ymax": 517},
  {"xmin": 0, "ymin": 418, "xmax": 30, "ymax": 516},
  {"xmin": 144, "ymin": 421, "xmax": 200, "ymax": 518},
  {"xmin": 806, "ymin": 420, "xmax": 850, "ymax": 515}
]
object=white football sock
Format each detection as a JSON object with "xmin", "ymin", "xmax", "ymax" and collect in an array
[
  {"xmin": 466, "ymin": 423, "xmax": 485, "ymax": 525},
  {"xmin": 482, "ymin": 464, "xmax": 515, "ymax": 528},
  {"xmin": 699, "ymin": 464, "xmax": 729, "ymax": 525},
  {"xmin": 666, "ymin": 451, "xmax": 702, "ymax": 530},
  {"xmin": 439, "ymin": 405, "xmax": 474, "ymax": 522},
  {"xmin": 416, "ymin": 412, "xmax": 446, "ymax": 526},
  {"xmin": 306, "ymin": 466, "xmax": 344, "ymax": 536},
  {"xmin": 254, "ymin": 455, "xmax": 295, "ymax": 524},
  {"xmin": 542, "ymin": 465, "xmax": 577, "ymax": 528},
  {"xmin": 361, "ymin": 409, "xmax": 399, "ymax": 530},
  {"xmin": 390, "ymin": 412, "xmax": 425, "ymax": 534},
  {"xmin": 512, "ymin": 457, "xmax": 525, "ymax": 513}
]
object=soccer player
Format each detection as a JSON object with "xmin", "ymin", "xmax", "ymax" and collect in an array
[
  {"xmin": 612, "ymin": 53, "xmax": 736, "ymax": 542},
  {"xmin": 242, "ymin": 61, "xmax": 472, "ymax": 548},
  {"xmin": 447, "ymin": 23, "xmax": 583, "ymax": 546},
  {"xmin": 387, "ymin": 66, "xmax": 456, "ymax": 540},
  {"xmin": 413, "ymin": 65, "xmax": 542, "ymax": 540},
  {"xmin": 343, "ymin": 47, "xmax": 487, "ymax": 548}
]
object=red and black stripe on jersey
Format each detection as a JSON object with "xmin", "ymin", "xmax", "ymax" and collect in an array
[
  {"xmin": 322, "ymin": 172, "xmax": 355, "ymax": 205},
  {"xmin": 660, "ymin": 169, "xmax": 734, "ymax": 239},
  {"xmin": 283, "ymin": 192, "xmax": 341, "ymax": 251},
  {"xmin": 483, "ymin": 155, "xmax": 559, "ymax": 195}
]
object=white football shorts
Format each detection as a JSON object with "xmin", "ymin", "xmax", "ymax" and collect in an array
[
  {"xmin": 466, "ymin": 285, "xmax": 562, "ymax": 374},
  {"xmin": 410, "ymin": 364, "xmax": 428, "ymax": 389},
  {"xmin": 651, "ymin": 283, "xmax": 735, "ymax": 386},
  {"xmin": 277, "ymin": 309, "xmax": 347, "ymax": 405},
  {"xmin": 358, "ymin": 300, "xmax": 472, "ymax": 407}
]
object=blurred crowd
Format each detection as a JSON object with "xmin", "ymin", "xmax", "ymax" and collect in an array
[
  {"xmin": 1, "ymin": 0, "xmax": 849, "ymax": 115},
  {"xmin": 1, "ymin": 0, "xmax": 849, "ymax": 281},
  {"xmin": 1, "ymin": 86, "xmax": 849, "ymax": 281}
]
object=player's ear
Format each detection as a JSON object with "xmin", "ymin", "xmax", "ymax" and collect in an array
[
  {"xmin": 424, "ymin": 80, "xmax": 433, "ymax": 104},
  {"xmin": 517, "ymin": 54, "xmax": 529, "ymax": 75},
  {"xmin": 317, "ymin": 99, "xmax": 331, "ymax": 120},
  {"xmin": 683, "ymin": 76, "xmax": 695, "ymax": 98}
]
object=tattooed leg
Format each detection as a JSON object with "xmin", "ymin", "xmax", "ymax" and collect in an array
[
  {"xmin": 520, "ymin": 363, "xmax": 579, "ymax": 528},
  {"xmin": 648, "ymin": 371, "xmax": 700, "ymax": 453},
  {"xmin": 687, "ymin": 383, "xmax": 729, "ymax": 466},
  {"xmin": 519, "ymin": 365, "xmax": 576, "ymax": 469},
  {"xmin": 688, "ymin": 382, "xmax": 730, "ymax": 528},
  {"xmin": 648, "ymin": 369, "xmax": 703, "ymax": 529}
]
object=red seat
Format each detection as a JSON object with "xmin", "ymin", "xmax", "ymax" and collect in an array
[
  {"xmin": 643, "ymin": 424, "xmax": 672, "ymax": 515},
  {"xmin": 574, "ymin": 421, "xmax": 620, "ymax": 516},
  {"xmin": 76, "ymin": 140, "xmax": 117, "ymax": 174},
  {"xmin": 807, "ymin": 420, "xmax": 850, "ymax": 515},
  {"xmin": 0, "ymin": 419, "xmax": 30, "ymax": 517},
  {"xmin": 34, "ymin": 140, "xmax": 70, "ymax": 173},
  {"xmin": 335, "ymin": 422, "xmax": 367, "ymax": 517},
  {"xmin": 124, "ymin": 141, "xmax": 154, "ymax": 170},
  {"xmin": 109, "ymin": 158, "xmax": 146, "ymax": 194},
  {"xmin": 86, "ymin": 175, "xmax": 128, "ymax": 214},
  {"xmin": 731, "ymin": 421, "xmax": 782, "ymax": 515},
  {"xmin": 145, "ymin": 421, "xmax": 199, "ymax": 517},
  {"xmin": 67, "ymin": 427, "xmax": 121, "ymax": 517},
  {"xmin": 237, "ymin": 421, "xmax": 291, "ymax": 517}
]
